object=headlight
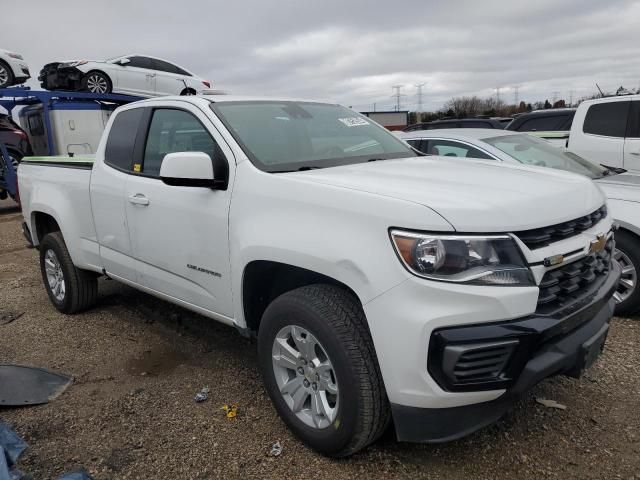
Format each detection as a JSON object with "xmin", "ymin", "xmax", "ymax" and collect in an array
[
  {"xmin": 59, "ymin": 60, "xmax": 88, "ymax": 68},
  {"xmin": 390, "ymin": 230, "xmax": 534, "ymax": 286}
]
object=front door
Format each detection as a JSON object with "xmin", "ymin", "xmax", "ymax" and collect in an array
[
  {"xmin": 124, "ymin": 105, "xmax": 234, "ymax": 317},
  {"xmin": 116, "ymin": 56, "xmax": 156, "ymax": 96}
]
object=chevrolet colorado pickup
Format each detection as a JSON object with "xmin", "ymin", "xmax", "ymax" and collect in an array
[{"xmin": 18, "ymin": 94, "xmax": 619, "ymax": 457}]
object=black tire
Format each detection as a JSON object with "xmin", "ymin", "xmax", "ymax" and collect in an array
[
  {"xmin": 257, "ymin": 284, "xmax": 390, "ymax": 457},
  {"xmin": 0, "ymin": 60, "xmax": 14, "ymax": 88},
  {"xmin": 614, "ymin": 230, "xmax": 640, "ymax": 317},
  {"xmin": 81, "ymin": 71, "xmax": 112, "ymax": 94},
  {"xmin": 39, "ymin": 232, "xmax": 98, "ymax": 314}
]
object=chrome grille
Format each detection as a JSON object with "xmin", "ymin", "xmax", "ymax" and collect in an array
[{"xmin": 516, "ymin": 205, "xmax": 607, "ymax": 249}]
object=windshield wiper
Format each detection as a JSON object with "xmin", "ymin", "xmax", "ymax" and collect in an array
[{"xmin": 270, "ymin": 166, "xmax": 322, "ymax": 173}]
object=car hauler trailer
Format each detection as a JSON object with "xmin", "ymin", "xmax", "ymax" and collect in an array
[{"xmin": 0, "ymin": 87, "xmax": 142, "ymax": 200}]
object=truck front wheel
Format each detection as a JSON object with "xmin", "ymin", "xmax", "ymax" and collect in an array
[
  {"xmin": 613, "ymin": 229, "xmax": 640, "ymax": 316},
  {"xmin": 39, "ymin": 232, "xmax": 98, "ymax": 314},
  {"xmin": 257, "ymin": 284, "xmax": 390, "ymax": 457}
]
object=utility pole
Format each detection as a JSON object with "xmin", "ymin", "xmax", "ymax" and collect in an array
[
  {"xmin": 391, "ymin": 85, "xmax": 405, "ymax": 111},
  {"xmin": 552, "ymin": 91, "xmax": 560, "ymax": 104},
  {"xmin": 513, "ymin": 85, "xmax": 519, "ymax": 106},
  {"xmin": 373, "ymin": 102, "xmax": 376, "ymax": 112},
  {"xmin": 496, "ymin": 87, "xmax": 501, "ymax": 104},
  {"xmin": 415, "ymin": 82, "xmax": 426, "ymax": 119},
  {"xmin": 568, "ymin": 90, "xmax": 574, "ymax": 107}
]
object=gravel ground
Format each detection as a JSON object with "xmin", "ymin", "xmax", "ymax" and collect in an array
[{"xmin": 0, "ymin": 203, "xmax": 639, "ymax": 479}]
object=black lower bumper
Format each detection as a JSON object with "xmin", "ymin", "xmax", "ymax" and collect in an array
[{"xmin": 392, "ymin": 261, "xmax": 620, "ymax": 443}]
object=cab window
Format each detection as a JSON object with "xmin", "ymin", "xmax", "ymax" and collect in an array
[
  {"xmin": 104, "ymin": 108, "xmax": 145, "ymax": 171},
  {"xmin": 583, "ymin": 101, "xmax": 630, "ymax": 137},
  {"xmin": 142, "ymin": 108, "xmax": 227, "ymax": 179}
]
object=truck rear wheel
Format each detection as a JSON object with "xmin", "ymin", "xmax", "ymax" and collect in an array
[
  {"xmin": 39, "ymin": 232, "xmax": 98, "ymax": 314},
  {"xmin": 257, "ymin": 284, "xmax": 390, "ymax": 457}
]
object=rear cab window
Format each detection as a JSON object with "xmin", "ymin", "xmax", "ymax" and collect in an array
[
  {"xmin": 583, "ymin": 101, "xmax": 631, "ymax": 137},
  {"xmin": 104, "ymin": 108, "xmax": 145, "ymax": 171}
]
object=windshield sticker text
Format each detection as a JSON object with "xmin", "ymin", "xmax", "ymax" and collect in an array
[{"xmin": 338, "ymin": 117, "xmax": 370, "ymax": 127}]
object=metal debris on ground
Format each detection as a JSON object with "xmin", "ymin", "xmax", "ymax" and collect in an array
[
  {"xmin": 269, "ymin": 441, "xmax": 282, "ymax": 457},
  {"xmin": 221, "ymin": 404, "xmax": 238, "ymax": 418},
  {"xmin": 0, "ymin": 312, "xmax": 23, "ymax": 326},
  {"xmin": 194, "ymin": 386, "xmax": 210, "ymax": 403},
  {"xmin": 0, "ymin": 365, "xmax": 72, "ymax": 406},
  {"xmin": 536, "ymin": 398, "xmax": 567, "ymax": 410},
  {"xmin": 58, "ymin": 469, "xmax": 94, "ymax": 480}
]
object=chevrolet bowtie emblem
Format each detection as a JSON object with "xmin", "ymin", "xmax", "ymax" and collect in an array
[
  {"xmin": 589, "ymin": 234, "xmax": 607, "ymax": 255},
  {"xmin": 543, "ymin": 254, "xmax": 564, "ymax": 267}
]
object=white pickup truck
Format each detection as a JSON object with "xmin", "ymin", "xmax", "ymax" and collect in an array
[
  {"xmin": 568, "ymin": 94, "xmax": 640, "ymax": 172},
  {"xmin": 18, "ymin": 94, "xmax": 619, "ymax": 457}
]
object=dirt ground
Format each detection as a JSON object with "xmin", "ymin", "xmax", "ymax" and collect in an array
[{"xmin": 0, "ymin": 201, "xmax": 639, "ymax": 479}]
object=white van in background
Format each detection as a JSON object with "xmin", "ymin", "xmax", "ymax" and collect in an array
[{"xmin": 568, "ymin": 95, "xmax": 640, "ymax": 172}]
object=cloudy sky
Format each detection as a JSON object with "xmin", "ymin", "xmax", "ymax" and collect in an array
[{"xmin": 4, "ymin": 0, "xmax": 639, "ymax": 112}]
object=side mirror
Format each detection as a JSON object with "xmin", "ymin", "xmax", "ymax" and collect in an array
[
  {"xmin": 118, "ymin": 58, "xmax": 130, "ymax": 66},
  {"xmin": 160, "ymin": 152, "xmax": 222, "ymax": 188}
]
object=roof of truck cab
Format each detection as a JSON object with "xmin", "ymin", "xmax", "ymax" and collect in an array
[{"xmin": 128, "ymin": 95, "xmax": 339, "ymax": 107}]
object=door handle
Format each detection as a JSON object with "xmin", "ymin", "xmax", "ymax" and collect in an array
[{"xmin": 128, "ymin": 194, "xmax": 150, "ymax": 206}]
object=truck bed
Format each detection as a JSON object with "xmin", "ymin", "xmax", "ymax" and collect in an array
[
  {"xmin": 21, "ymin": 155, "xmax": 95, "ymax": 169},
  {"xmin": 18, "ymin": 159, "xmax": 101, "ymax": 271}
]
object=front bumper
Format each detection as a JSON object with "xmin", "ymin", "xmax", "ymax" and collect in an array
[
  {"xmin": 390, "ymin": 260, "xmax": 620, "ymax": 443},
  {"xmin": 39, "ymin": 63, "xmax": 83, "ymax": 91}
]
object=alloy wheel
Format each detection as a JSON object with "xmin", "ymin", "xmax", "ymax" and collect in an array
[
  {"xmin": 0, "ymin": 65, "xmax": 8, "ymax": 86},
  {"xmin": 614, "ymin": 248, "xmax": 636, "ymax": 304},
  {"xmin": 44, "ymin": 249, "xmax": 66, "ymax": 302},
  {"xmin": 86, "ymin": 74, "xmax": 108, "ymax": 93},
  {"xmin": 271, "ymin": 325, "xmax": 339, "ymax": 429}
]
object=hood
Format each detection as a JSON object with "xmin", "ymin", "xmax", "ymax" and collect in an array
[
  {"xmin": 284, "ymin": 157, "xmax": 605, "ymax": 232},
  {"xmin": 596, "ymin": 173, "xmax": 640, "ymax": 203}
]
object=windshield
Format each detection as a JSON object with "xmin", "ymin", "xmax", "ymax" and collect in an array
[
  {"xmin": 482, "ymin": 134, "xmax": 607, "ymax": 179},
  {"xmin": 211, "ymin": 101, "xmax": 416, "ymax": 172}
]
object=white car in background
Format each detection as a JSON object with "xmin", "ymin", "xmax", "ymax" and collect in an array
[
  {"xmin": 401, "ymin": 128, "xmax": 640, "ymax": 316},
  {"xmin": 38, "ymin": 54, "xmax": 211, "ymax": 97},
  {"xmin": 0, "ymin": 48, "xmax": 31, "ymax": 88}
]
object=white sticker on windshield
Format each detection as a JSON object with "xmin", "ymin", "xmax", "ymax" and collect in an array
[{"xmin": 338, "ymin": 117, "xmax": 370, "ymax": 127}]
